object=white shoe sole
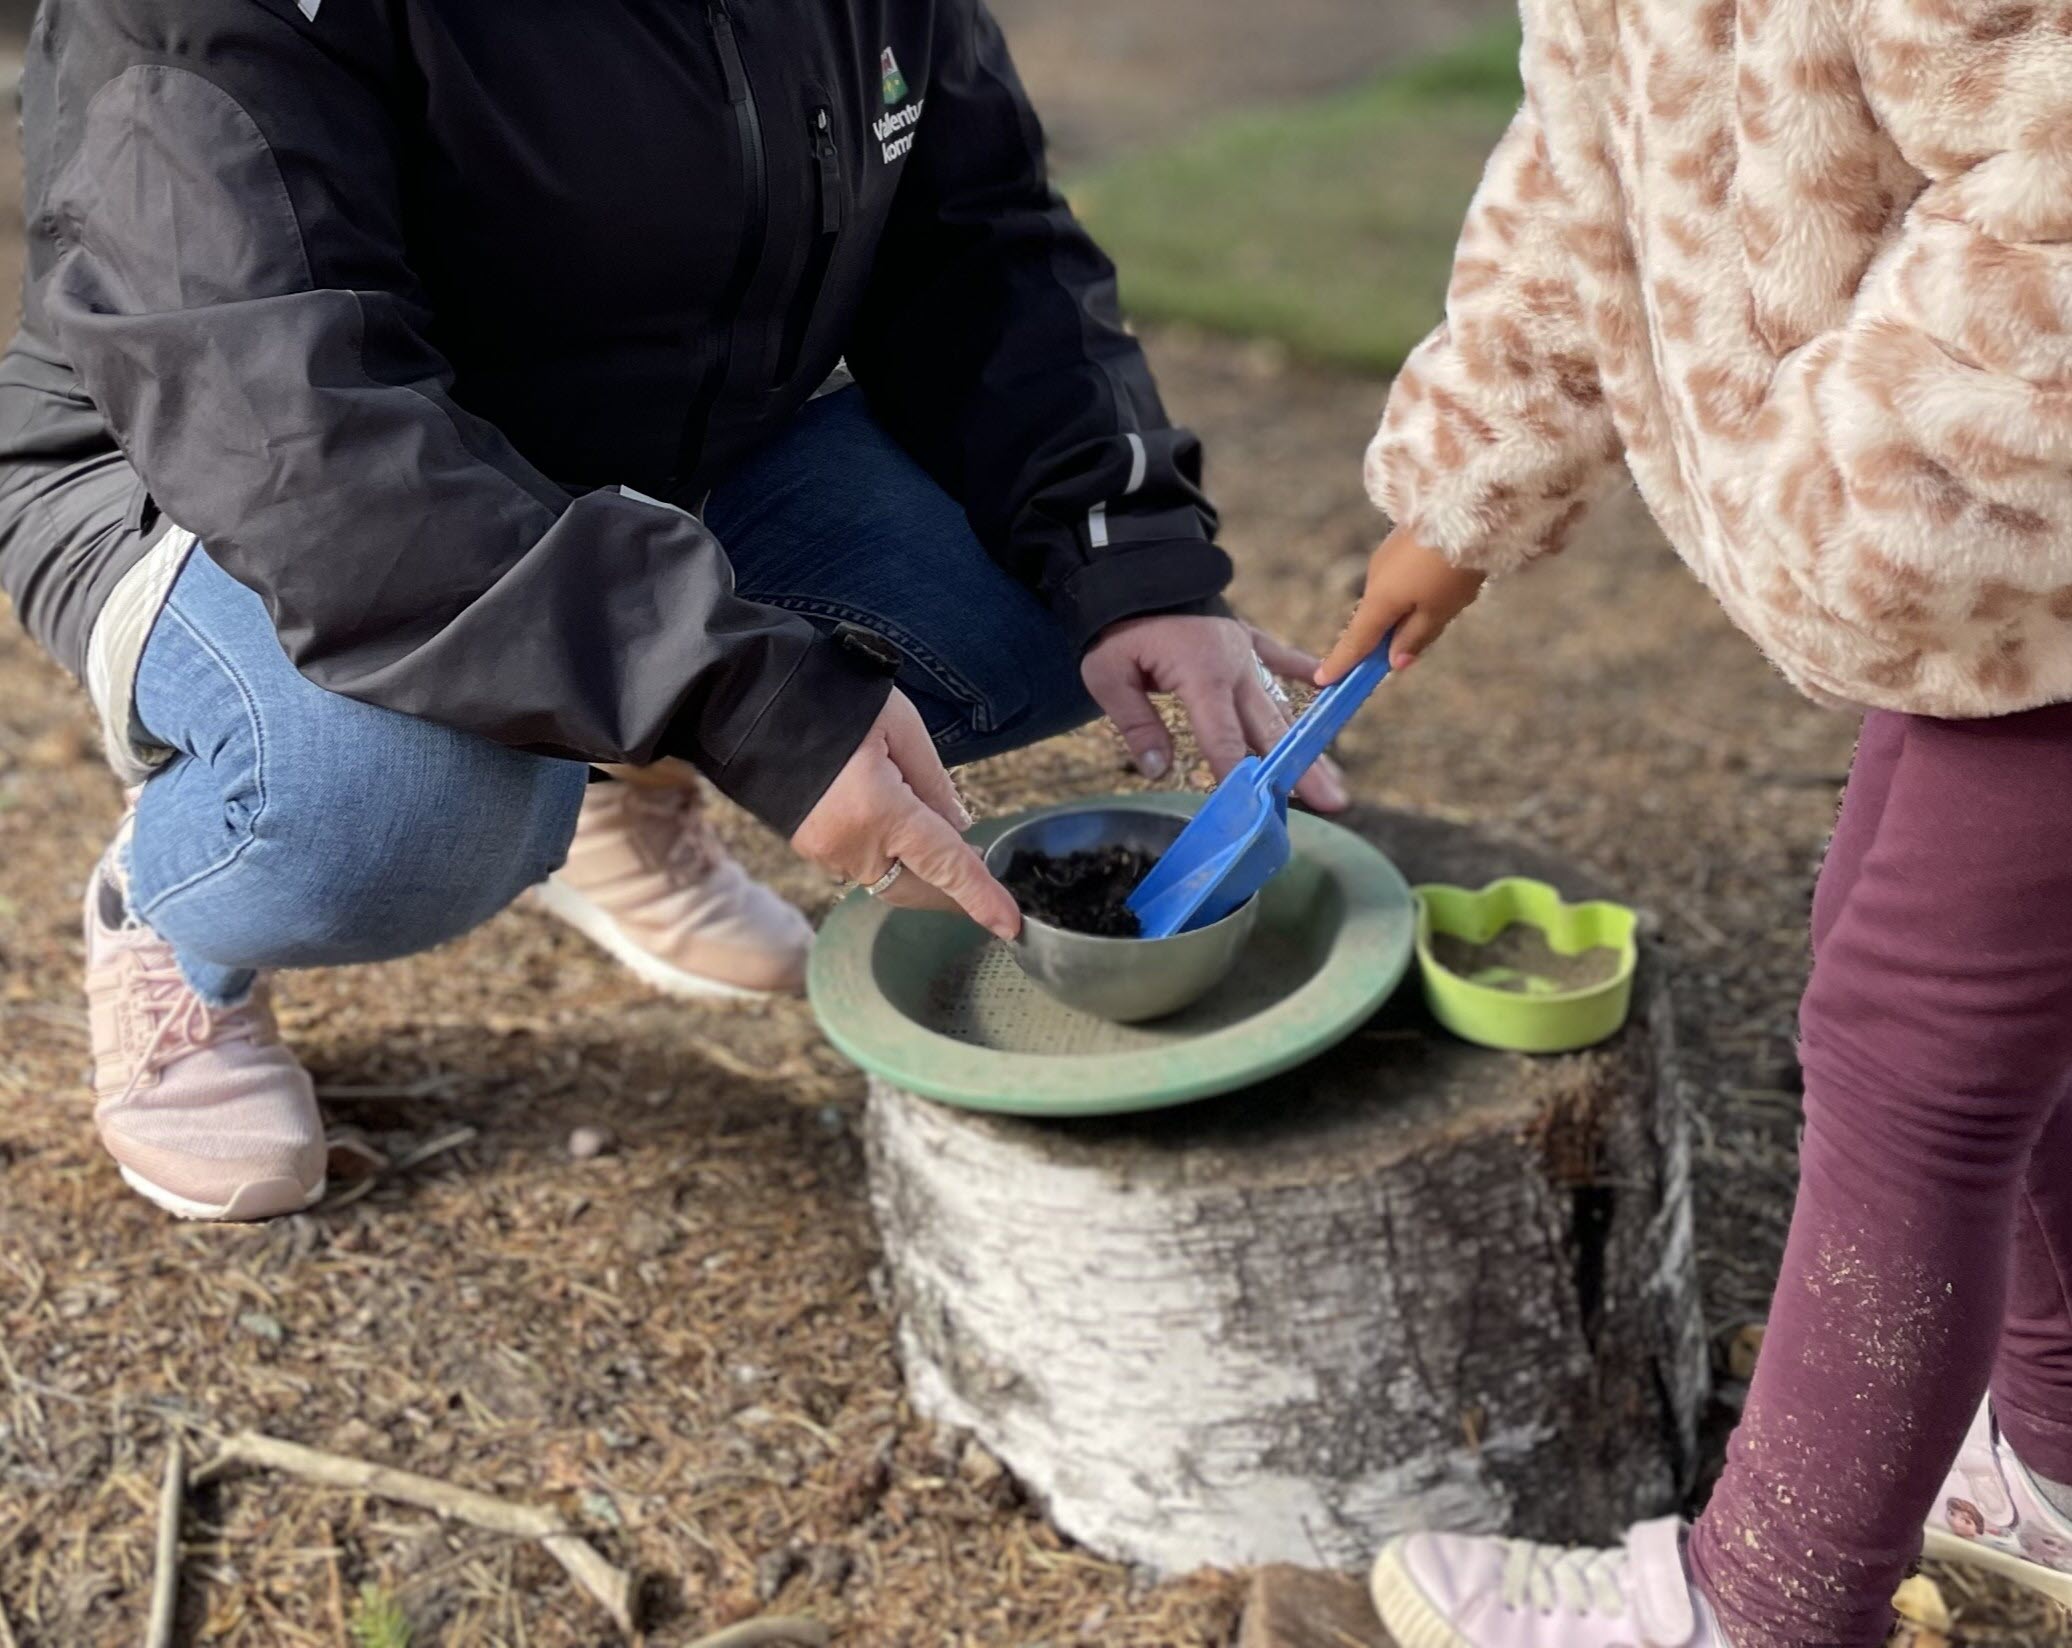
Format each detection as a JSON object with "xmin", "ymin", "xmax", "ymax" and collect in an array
[
  {"xmin": 1373, "ymin": 1527, "xmax": 2072, "ymax": 1641},
  {"xmin": 1922, "ymin": 1525, "xmax": 2072, "ymax": 1609},
  {"xmin": 118, "ymin": 1164, "xmax": 325, "ymax": 1223},
  {"xmin": 1370, "ymin": 1539, "xmax": 1472, "ymax": 1648},
  {"xmin": 532, "ymin": 878, "xmax": 796, "ymax": 1002}
]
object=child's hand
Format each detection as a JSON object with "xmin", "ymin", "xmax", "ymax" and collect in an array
[{"xmin": 1316, "ymin": 528, "xmax": 1486, "ymax": 684}]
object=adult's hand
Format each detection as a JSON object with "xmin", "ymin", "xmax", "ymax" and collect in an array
[
  {"xmin": 1082, "ymin": 614, "xmax": 1350, "ymax": 812},
  {"xmin": 1317, "ymin": 526, "xmax": 1485, "ymax": 684},
  {"xmin": 791, "ymin": 690, "xmax": 1021, "ymax": 941}
]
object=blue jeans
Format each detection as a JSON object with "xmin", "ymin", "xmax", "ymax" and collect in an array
[{"xmin": 130, "ymin": 389, "xmax": 1095, "ymax": 1003}]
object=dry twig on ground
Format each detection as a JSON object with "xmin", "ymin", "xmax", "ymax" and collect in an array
[
  {"xmin": 196, "ymin": 1431, "xmax": 637, "ymax": 1638},
  {"xmin": 145, "ymin": 1436, "xmax": 185, "ymax": 1648},
  {"xmin": 683, "ymin": 1620, "xmax": 832, "ymax": 1648}
]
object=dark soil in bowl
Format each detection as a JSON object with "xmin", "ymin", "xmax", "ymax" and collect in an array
[
  {"xmin": 1431, "ymin": 922, "xmax": 1621, "ymax": 993},
  {"xmin": 1003, "ymin": 846, "xmax": 1159, "ymax": 938}
]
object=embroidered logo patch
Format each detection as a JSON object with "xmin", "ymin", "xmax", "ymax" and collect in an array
[{"xmin": 874, "ymin": 47, "xmax": 922, "ymax": 164}]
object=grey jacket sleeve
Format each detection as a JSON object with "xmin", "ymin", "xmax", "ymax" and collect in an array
[{"xmin": 39, "ymin": 16, "xmax": 887, "ymax": 835}]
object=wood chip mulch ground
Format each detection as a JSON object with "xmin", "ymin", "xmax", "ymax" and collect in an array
[{"xmin": 7, "ymin": 325, "xmax": 2061, "ymax": 1646}]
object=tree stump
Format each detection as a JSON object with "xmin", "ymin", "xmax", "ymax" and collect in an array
[{"xmin": 863, "ymin": 806, "xmax": 1707, "ymax": 1576}]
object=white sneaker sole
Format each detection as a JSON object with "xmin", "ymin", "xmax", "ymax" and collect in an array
[
  {"xmin": 1369, "ymin": 1539, "xmax": 1472, "ymax": 1648},
  {"xmin": 1373, "ymin": 1528, "xmax": 2072, "ymax": 1640},
  {"xmin": 1922, "ymin": 1525, "xmax": 2072, "ymax": 1609},
  {"xmin": 532, "ymin": 879, "xmax": 795, "ymax": 1003},
  {"xmin": 118, "ymin": 1164, "xmax": 325, "ymax": 1223}
]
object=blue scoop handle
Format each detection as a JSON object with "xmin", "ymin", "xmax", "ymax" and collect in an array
[
  {"xmin": 1259, "ymin": 647, "xmax": 1393, "ymax": 797},
  {"xmin": 1123, "ymin": 638, "xmax": 1396, "ymax": 939}
]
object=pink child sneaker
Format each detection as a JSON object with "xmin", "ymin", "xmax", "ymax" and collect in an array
[
  {"xmin": 1370, "ymin": 1519, "xmax": 1727, "ymax": 1648},
  {"xmin": 1923, "ymin": 1397, "xmax": 2072, "ymax": 1607},
  {"xmin": 534, "ymin": 778, "xmax": 814, "ymax": 999},
  {"xmin": 84, "ymin": 828, "xmax": 325, "ymax": 1221}
]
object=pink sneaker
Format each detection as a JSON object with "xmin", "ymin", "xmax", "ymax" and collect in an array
[
  {"xmin": 1924, "ymin": 1398, "xmax": 2072, "ymax": 1607},
  {"xmin": 84, "ymin": 830, "xmax": 325, "ymax": 1221},
  {"xmin": 1370, "ymin": 1519, "xmax": 1726, "ymax": 1648},
  {"xmin": 534, "ymin": 779, "xmax": 813, "ymax": 999}
]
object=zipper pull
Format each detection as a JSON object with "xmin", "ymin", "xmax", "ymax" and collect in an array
[
  {"xmin": 814, "ymin": 107, "xmax": 842, "ymax": 235},
  {"xmin": 708, "ymin": 2, "xmax": 749, "ymax": 103}
]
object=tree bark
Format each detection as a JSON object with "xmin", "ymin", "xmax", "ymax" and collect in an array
[{"xmin": 865, "ymin": 806, "xmax": 1707, "ymax": 1575}]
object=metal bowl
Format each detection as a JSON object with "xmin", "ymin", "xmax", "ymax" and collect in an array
[{"xmin": 983, "ymin": 805, "xmax": 1260, "ymax": 1023}]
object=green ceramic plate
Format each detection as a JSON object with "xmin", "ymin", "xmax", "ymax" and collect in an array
[{"xmin": 807, "ymin": 794, "xmax": 1417, "ymax": 1117}]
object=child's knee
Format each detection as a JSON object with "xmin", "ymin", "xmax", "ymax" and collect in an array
[{"xmin": 1798, "ymin": 974, "xmax": 2052, "ymax": 1189}]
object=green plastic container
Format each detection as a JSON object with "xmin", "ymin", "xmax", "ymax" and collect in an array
[{"xmin": 1414, "ymin": 877, "xmax": 1639, "ymax": 1055}]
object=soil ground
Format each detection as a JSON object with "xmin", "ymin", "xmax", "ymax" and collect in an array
[
  {"xmin": 0, "ymin": 6, "xmax": 2059, "ymax": 1645},
  {"xmin": 1428, "ymin": 926, "xmax": 1623, "ymax": 995},
  {"xmin": 1000, "ymin": 848, "xmax": 1155, "ymax": 939}
]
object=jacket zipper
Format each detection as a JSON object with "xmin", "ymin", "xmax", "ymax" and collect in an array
[
  {"xmin": 775, "ymin": 105, "xmax": 844, "ymax": 384},
  {"xmin": 677, "ymin": 0, "xmax": 770, "ymax": 480}
]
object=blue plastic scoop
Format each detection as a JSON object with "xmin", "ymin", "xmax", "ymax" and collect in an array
[{"xmin": 1127, "ymin": 647, "xmax": 1394, "ymax": 939}]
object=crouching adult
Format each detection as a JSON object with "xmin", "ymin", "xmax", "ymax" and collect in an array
[{"xmin": 0, "ymin": 0, "xmax": 1338, "ymax": 1220}]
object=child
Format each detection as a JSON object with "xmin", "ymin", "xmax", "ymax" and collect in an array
[{"xmin": 1317, "ymin": 4, "xmax": 2072, "ymax": 1645}]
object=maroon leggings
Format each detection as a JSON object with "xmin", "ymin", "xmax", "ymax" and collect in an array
[{"xmin": 1689, "ymin": 704, "xmax": 2072, "ymax": 1645}]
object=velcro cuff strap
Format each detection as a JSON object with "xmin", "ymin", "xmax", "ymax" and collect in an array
[{"xmin": 1623, "ymin": 1518, "xmax": 1696, "ymax": 1643}]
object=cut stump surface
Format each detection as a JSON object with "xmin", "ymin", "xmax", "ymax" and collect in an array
[{"xmin": 864, "ymin": 806, "xmax": 1707, "ymax": 1574}]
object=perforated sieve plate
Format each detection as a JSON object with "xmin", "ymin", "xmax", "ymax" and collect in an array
[{"xmin": 807, "ymin": 794, "xmax": 1417, "ymax": 1116}]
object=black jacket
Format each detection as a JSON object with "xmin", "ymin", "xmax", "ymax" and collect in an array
[{"xmin": 0, "ymin": 0, "xmax": 1231, "ymax": 830}]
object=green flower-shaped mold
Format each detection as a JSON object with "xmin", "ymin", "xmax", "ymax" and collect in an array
[{"xmin": 1414, "ymin": 877, "xmax": 1639, "ymax": 1055}]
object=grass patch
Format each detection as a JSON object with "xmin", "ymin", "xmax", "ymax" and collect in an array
[
  {"xmin": 348, "ymin": 1584, "xmax": 413, "ymax": 1648},
  {"xmin": 1070, "ymin": 23, "xmax": 1522, "ymax": 374}
]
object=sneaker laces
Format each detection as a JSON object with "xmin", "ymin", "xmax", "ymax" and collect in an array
[
  {"xmin": 621, "ymin": 787, "xmax": 721, "ymax": 883},
  {"xmin": 119, "ymin": 950, "xmax": 261, "ymax": 1101},
  {"xmin": 1498, "ymin": 1539, "xmax": 1629, "ymax": 1617}
]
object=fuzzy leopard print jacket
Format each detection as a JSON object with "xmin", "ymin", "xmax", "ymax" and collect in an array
[{"xmin": 1368, "ymin": 0, "xmax": 2072, "ymax": 717}]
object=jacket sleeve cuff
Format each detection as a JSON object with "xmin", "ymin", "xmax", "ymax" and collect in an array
[
  {"xmin": 680, "ymin": 637, "xmax": 894, "ymax": 837},
  {"xmin": 1364, "ymin": 327, "xmax": 1623, "ymax": 579},
  {"xmin": 1052, "ymin": 539, "xmax": 1235, "ymax": 650}
]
